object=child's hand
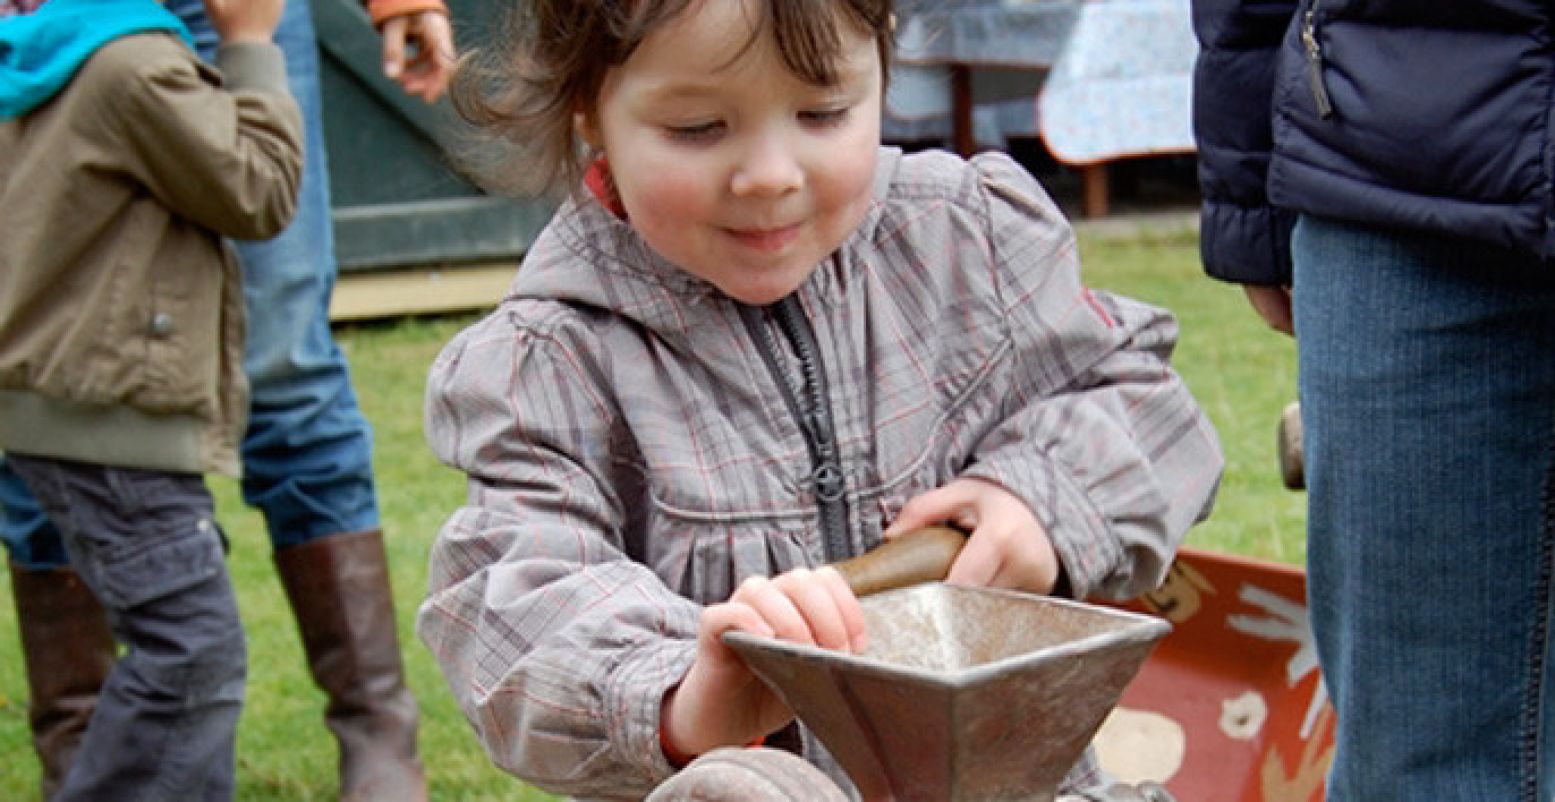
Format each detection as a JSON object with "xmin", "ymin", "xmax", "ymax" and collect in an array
[
  {"xmin": 379, "ymin": 10, "xmax": 454, "ymax": 102},
  {"xmin": 203, "ymin": 0, "xmax": 283, "ymax": 45},
  {"xmin": 661, "ymin": 567, "xmax": 866, "ymax": 762},
  {"xmin": 884, "ymin": 477, "xmax": 1063, "ymax": 595}
]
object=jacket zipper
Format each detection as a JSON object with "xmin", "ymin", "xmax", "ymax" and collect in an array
[
  {"xmin": 740, "ymin": 298, "xmax": 853, "ymax": 563},
  {"xmin": 1301, "ymin": 2, "xmax": 1334, "ymax": 119}
]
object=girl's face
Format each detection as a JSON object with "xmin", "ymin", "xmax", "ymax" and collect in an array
[{"xmin": 581, "ymin": 0, "xmax": 883, "ymax": 306}]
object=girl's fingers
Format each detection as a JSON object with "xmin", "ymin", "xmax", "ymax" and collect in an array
[
  {"xmin": 698, "ymin": 601, "xmax": 775, "ymax": 659},
  {"xmin": 773, "ymin": 568, "xmax": 850, "ymax": 650},
  {"xmin": 732, "ymin": 569, "xmax": 864, "ymax": 653},
  {"xmin": 945, "ymin": 529, "xmax": 1001, "ymax": 587},
  {"xmin": 816, "ymin": 567, "xmax": 869, "ymax": 653},
  {"xmin": 734, "ymin": 574, "xmax": 813, "ymax": 645},
  {"xmin": 947, "ymin": 523, "xmax": 1059, "ymax": 593},
  {"xmin": 884, "ymin": 483, "xmax": 976, "ymax": 537}
]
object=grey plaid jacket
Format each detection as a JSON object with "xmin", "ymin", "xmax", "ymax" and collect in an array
[{"xmin": 419, "ymin": 147, "xmax": 1223, "ymax": 800}]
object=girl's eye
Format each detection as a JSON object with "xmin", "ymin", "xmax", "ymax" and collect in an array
[
  {"xmin": 800, "ymin": 107, "xmax": 851, "ymax": 127},
  {"xmin": 664, "ymin": 121, "xmax": 724, "ymax": 142}
]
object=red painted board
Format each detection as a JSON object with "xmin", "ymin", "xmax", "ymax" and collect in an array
[{"xmin": 1095, "ymin": 547, "xmax": 1333, "ymax": 802}]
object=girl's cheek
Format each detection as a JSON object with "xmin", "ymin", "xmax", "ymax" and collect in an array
[
  {"xmin": 811, "ymin": 125, "xmax": 879, "ymax": 205},
  {"xmin": 814, "ymin": 153, "xmax": 876, "ymax": 213},
  {"xmin": 823, "ymin": 157, "xmax": 874, "ymax": 207},
  {"xmin": 627, "ymin": 165, "xmax": 709, "ymax": 219},
  {"xmin": 618, "ymin": 162, "xmax": 714, "ymax": 261}
]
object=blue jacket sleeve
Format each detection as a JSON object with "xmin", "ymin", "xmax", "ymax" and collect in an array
[{"xmin": 1192, "ymin": 0, "xmax": 1299, "ymax": 286}]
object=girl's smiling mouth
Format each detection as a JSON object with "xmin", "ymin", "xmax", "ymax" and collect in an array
[{"xmin": 726, "ymin": 223, "xmax": 802, "ymax": 252}]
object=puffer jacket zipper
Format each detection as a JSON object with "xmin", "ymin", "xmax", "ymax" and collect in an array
[
  {"xmin": 740, "ymin": 297, "xmax": 854, "ymax": 563},
  {"xmin": 1302, "ymin": 0, "xmax": 1334, "ymax": 119}
]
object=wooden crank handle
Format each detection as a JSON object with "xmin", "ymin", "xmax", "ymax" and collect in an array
[
  {"xmin": 830, "ymin": 526, "xmax": 969, "ymax": 598},
  {"xmin": 1278, "ymin": 400, "xmax": 1304, "ymax": 491}
]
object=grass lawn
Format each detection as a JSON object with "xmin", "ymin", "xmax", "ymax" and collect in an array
[{"xmin": 0, "ymin": 219, "xmax": 1302, "ymax": 800}]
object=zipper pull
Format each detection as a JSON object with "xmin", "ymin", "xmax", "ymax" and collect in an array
[{"xmin": 1301, "ymin": 8, "xmax": 1334, "ymax": 119}]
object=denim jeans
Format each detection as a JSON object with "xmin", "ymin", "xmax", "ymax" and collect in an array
[
  {"xmin": 0, "ymin": 0, "xmax": 377, "ymax": 567},
  {"xmin": 9, "ymin": 456, "xmax": 246, "ymax": 802},
  {"xmin": 1292, "ymin": 215, "xmax": 1555, "ymax": 801}
]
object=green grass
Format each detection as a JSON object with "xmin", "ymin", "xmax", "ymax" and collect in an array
[
  {"xmin": 1078, "ymin": 224, "xmax": 1305, "ymax": 564},
  {"xmin": 0, "ymin": 222, "xmax": 1302, "ymax": 800}
]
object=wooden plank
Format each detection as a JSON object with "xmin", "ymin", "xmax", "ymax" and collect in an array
[
  {"xmin": 329, "ymin": 262, "xmax": 515, "ymax": 321},
  {"xmin": 332, "ymin": 196, "xmax": 553, "ymax": 271}
]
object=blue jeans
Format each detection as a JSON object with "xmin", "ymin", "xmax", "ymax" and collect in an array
[
  {"xmin": 0, "ymin": 0, "xmax": 377, "ymax": 568},
  {"xmin": 9, "ymin": 456, "xmax": 246, "ymax": 802},
  {"xmin": 1293, "ymin": 215, "xmax": 1555, "ymax": 801}
]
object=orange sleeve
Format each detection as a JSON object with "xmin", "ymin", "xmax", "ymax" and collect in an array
[{"xmin": 364, "ymin": 0, "xmax": 447, "ymax": 27}]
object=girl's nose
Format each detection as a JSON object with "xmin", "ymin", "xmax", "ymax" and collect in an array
[{"xmin": 731, "ymin": 135, "xmax": 803, "ymax": 196}]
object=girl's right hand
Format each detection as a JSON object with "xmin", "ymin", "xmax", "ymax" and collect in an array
[{"xmin": 660, "ymin": 566, "xmax": 867, "ymax": 762}]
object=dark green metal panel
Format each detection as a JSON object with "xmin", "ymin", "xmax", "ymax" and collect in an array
[{"xmin": 311, "ymin": 0, "xmax": 554, "ymax": 271}]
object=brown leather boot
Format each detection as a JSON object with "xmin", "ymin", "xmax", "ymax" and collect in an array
[
  {"xmin": 9, "ymin": 561, "xmax": 117, "ymax": 801},
  {"xmin": 275, "ymin": 529, "xmax": 427, "ymax": 802}
]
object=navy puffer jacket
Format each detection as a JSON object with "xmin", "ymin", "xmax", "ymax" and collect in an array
[{"xmin": 1193, "ymin": 0, "xmax": 1555, "ymax": 285}]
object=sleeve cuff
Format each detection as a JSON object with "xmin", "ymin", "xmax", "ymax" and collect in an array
[
  {"xmin": 1199, "ymin": 199, "xmax": 1296, "ymax": 286},
  {"xmin": 213, "ymin": 41, "xmax": 289, "ymax": 96},
  {"xmin": 366, "ymin": 0, "xmax": 448, "ymax": 26},
  {"xmin": 609, "ymin": 636, "xmax": 699, "ymax": 784}
]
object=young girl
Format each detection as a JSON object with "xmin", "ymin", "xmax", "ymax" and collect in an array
[{"xmin": 418, "ymin": 0, "xmax": 1222, "ymax": 798}]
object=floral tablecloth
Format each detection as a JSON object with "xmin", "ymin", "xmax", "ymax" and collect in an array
[{"xmin": 885, "ymin": 0, "xmax": 1197, "ymax": 166}]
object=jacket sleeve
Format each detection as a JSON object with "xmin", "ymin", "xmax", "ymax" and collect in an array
[
  {"xmin": 959, "ymin": 154, "xmax": 1224, "ymax": 601},
  {"xmin": 1192, "ymin": 0, "xmax": 1300, "ymax": 286},
  {"xmin": 110, "ymin": 39, "xmax": 302, "ymax": 241},
  {"xmin": 363, "ymin": 0, "xmax": 446, "ymax": 26},
  {"xmin": 417, "ymin": 307, "xmax": 700, "ymax": 800}
]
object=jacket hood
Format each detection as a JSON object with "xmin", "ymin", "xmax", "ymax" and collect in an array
[
  {"xmin": 0, "ymin": 0, "xmax": 191, "ymax": 119},
  {"xmin": 509, "ymin": 147, "xmax": 903, "ymax": 334}
]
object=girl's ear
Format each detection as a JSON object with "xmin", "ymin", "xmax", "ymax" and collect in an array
[{"xmin": 575, "ymin": 110, "xmax": 603, "ymax": 150}]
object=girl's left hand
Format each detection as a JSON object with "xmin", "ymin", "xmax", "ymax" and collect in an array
[
  {"xmin": 662, "ymin": 566, "xmax": 866, "ymax": 761},
  {"xmin": 883, "ymin": 477, "xmax": 1063, "ymax": 595}
]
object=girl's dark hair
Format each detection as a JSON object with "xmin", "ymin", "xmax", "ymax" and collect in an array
[{"xmin": 449, "ymin": 0, "xmax": 895, "ymax": 198}]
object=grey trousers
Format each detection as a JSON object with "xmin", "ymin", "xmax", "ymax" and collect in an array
[{"xmin": 10, "ymin": 455, "xmax": 246, "ymax": 802}]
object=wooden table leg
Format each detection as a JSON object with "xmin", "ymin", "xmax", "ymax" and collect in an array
[
  {"xmin": 950, "ymin": 64, "xmax": 975, "ymax": 157},
  {"xmin": 1081, "ymin": 163, "xmax": 1110, "ymax": 218}
]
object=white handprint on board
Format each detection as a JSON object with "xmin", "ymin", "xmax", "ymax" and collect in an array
[{"xmin": 1226, "ymin": 583, "xmax": 1329, "ymax": 740}]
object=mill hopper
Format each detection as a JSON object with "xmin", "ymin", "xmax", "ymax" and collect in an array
[{"xmin": 723, "ymin": 528, "xmax": 1171, "ymax": 801}]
